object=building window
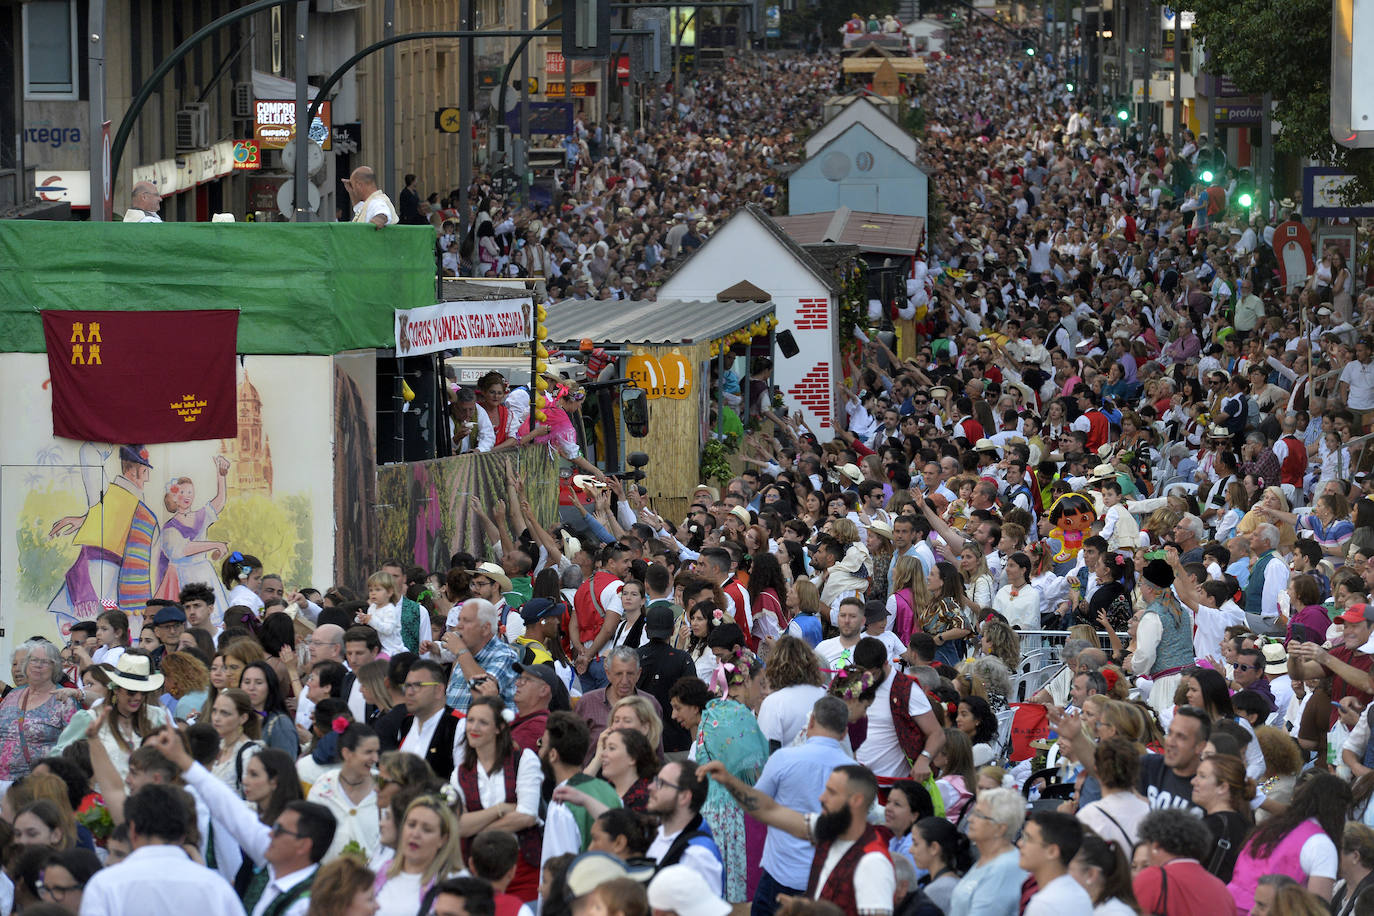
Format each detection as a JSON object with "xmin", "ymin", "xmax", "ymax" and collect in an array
[{"xmin": 23, "ymin": 0, "xmax": 78, "ymax": 98}]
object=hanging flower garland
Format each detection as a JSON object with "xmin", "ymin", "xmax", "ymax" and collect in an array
[
  {"xmin": 706, "ymin": 314, "xmax": 779, "ymax": 359},
  {"xmin": 532, "ymin": 302, "xmax": 551, "ymax": 423},
  {"xmin": 837, "ymin": 259, "xmax": 867, "ymax": 357}
]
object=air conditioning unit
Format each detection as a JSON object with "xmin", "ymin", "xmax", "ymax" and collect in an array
[
  {"xmin": 316, "ymin": 0, "xmax": 366, "ymax": 10},
  {"xmin": 175, "ymin": 103, "xmax": 210, "ymax": 150},
  {"xmin": 233, "ymin": 82, "xmax": 254, "ymax": 118}
]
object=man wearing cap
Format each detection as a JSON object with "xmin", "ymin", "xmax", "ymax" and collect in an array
[
  {"xmin": 148, "ymin": 604, "xmax": 187, "ymax": 670},
  {"xmin": 510, "ymin": 661, "xmax": 568, "ymax": 754},
  {"xmin": 1291, "ymin": 603, "xmax": 1374, "ymax": 722},
  {"xmin": 698, "ymin": 761, "xmax": 895, "ymax": 916},
  {"xmin": 636, "ymin": 590, "xmax": 695, "ymax": 754},
  {"xmin": 512, "ymin": 598, "xmax": 560, "ymax": 667},
  {"xmin": 861, "ymin": 601, "xmax": 904, "ymax": 665},
  {"xmin": 649, "ymin": 865, "xmax": 731, "ymax": 916}
]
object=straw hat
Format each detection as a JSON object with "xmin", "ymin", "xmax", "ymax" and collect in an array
[
  {"xmin": 101, "ymin": 653, "xmax": 164, "ymax": 693},
  {"xmin": 572, "ymin": 474, "xmax": 608, "ymax": 492},
  {"xmin": 974, "ymin": 438, "xmax": 1000, "ymax": 453},
  {"xmin": 837, "ymin": 463, "xmax": 864, "ymax": 485},
  {"xmin": 1089, "ymin": 463, "xmax": 1118, "ymax": 482},
  {"xmin": 474, "ymin": 561, "xmax": 513, "ymax": 594}
]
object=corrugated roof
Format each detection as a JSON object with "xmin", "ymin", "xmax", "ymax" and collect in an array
[
  {"xmin": 542, "ymin": 297, "xmax": 775, "ymax": 346},
  {"xmin": 776, "ymin": 207, "xmax": 926, "ymax": 255}
]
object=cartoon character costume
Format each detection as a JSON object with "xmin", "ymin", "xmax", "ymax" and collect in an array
[{"xmin": 1045, "ymin": 492, "xmax": 1097, "ymax": 574}]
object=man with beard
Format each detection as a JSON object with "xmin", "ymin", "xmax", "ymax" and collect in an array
[
  {"xmin": 696, "ymin": 761, "xmax": 895, "ymax": 916},
  {"xmin": 539, "ymin": 711, "xmax": 621, "ymax": 869},
  {"xmin": 644, "ymin": 760, "xmax": 724, "ymax": 892}
]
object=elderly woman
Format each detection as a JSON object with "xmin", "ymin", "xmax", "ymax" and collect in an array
[
  {"xmin": 1125, "ymin": 559, "xmax": 1195, "ymax": 723},
  {"xmin": 947, "ymin": 787, "xmax": 1028, "ymax": 916},
  {"xmin": 0, "ymin": 640, "xmax": 79, "ymax": 784},
  {"xmin": 1232, "ymin": 486, "xmax": 1298, "ymax": 556}
]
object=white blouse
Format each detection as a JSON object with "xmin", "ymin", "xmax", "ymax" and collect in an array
[
  {"xmin": 451, "ymin": 747, "xmax": 544, "ymax": 818},
  {"xmin": 367, "ymin": 602, "xmax": 408, "ymax": 657},
  {"xmin": 993, "ymin": 583, "xmax": 1042, "ymax": 631}
]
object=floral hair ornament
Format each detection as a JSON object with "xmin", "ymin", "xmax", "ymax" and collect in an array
[
  {"xmin": 832, "ymin": 668, "xmax": 878, "ymax": 701},
  {"xmin": 501, "ymin": 707, "xmax": 515, "ymax": 724},
  {"xmin": 712, "ymin": 608, "xmax": 724, "ymax": 623},
  {"xmin": 1101, "ymin": 668, "xmax": 1120, "ymax": 691},
  {"xmin": 331, "ymin": 716, "xmax": 350, "ymax": 734}
]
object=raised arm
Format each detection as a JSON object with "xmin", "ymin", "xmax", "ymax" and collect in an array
[{"xmin": 696, "ymin": 760, "xmax": 810, "ymax": 840}]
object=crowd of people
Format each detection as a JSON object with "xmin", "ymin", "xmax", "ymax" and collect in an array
[{"xmin": 12, "ymin": 12, "xmax": 1374, "ymax": 916}]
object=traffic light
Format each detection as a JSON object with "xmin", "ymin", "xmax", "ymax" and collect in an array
[
  {"xmin": 1234, "ymin": 168, "xmax": 1254, "ymax": 209},
  {"xmin": 1115, "ymin": 105, "xmax": 1130, "ymax": 122},
  {"xmin": 563, "ymin": 0, "xmax": 611, "ymax": 59},
  {"xmin": 1195, "ymin": 147, "xmax": 1227, "ymax": 185},
  {"xmin": 1065, "ymin": 81, "xmax": 1075, "ymax": 92},
  {"xmin": 1023, "ymin": 42, "xmax": 1035, "ymax": 56}
]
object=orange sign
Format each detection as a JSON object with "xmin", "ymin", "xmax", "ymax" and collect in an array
[
  {"xmin": 625, "ymin": 352, "xmax": 693, "ymax": 399},
  {"xmin": 545, "ymin": 82, "xmax": 597, "ymax": 98}
]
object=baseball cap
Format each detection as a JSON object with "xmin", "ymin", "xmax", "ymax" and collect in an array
[
  {"xmin": 512, "ymin": 662, "xmax": 571, "ymax": 711},
  {"xmin": 1340, "ymin": 603, "xmax": 1374, "ymax": 625},
  {"xmin": 863, "ymin": 600, "xmax": 888, "ymax": 624},
  {"xmin": 648, "ymin": 866, "xmax": 731, "ymax": 916},
  {"xmin": 519, "ymin": 597, "xmax": 562, "ymax": 625},
  {"xmin": 644, "ymin": 604, "xmax": 675, "ymax": 640}
]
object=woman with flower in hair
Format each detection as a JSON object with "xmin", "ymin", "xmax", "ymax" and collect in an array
[
  {"xmin": 453, "ymin": 695, "xmax": 543, "ymax": 901},
  {"xmin": 307, "ymin": 721, "xmax": 382, "ymax": 861},
  {"xmin": 680, "ymin": 600, "xmax": 724, "ymax": 682},
  {"xmin": 1088, "ymin": 550, "xmax": 1135, "ymax": 633},
  {"xmin": 693, "ymin": 650, "xmax": 770, "ymax": 904},
  {"xmin": 823, "ymin": 665, "xmax": 882, "ymax": 752}
]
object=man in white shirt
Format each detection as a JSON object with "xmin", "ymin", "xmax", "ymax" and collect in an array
[
  {"xmin": 815, "ymin": 598, "xmax": 865, "ymax": 673},
  {"xmin": 1018, "ymin": 811, "xmax": 1094, "ymax": 916},
  {"xmin": 146, "ymin": 728, "xmax": 337, "ymax": 916},
  {"xmin": 645, "ymin": 760, "xmax": 724, "ymax": 892},
  {"xmin": 122, "ymin": 181, "xmax": 164, "ymax": 222},
  {"xmin": 79, "ymin": 783, "xmax": 244, "ymax": 916},
  {"xmin": 1340, "ymin": 337, "xmax": 1374, "ymax": 425},
  {"xmin": 852, "ymin": 638, "xmax": 945, "ymax": 782},
  {"xmin": 345, "ymin": 166, "xmax": 399, "ymax": 228},
  {"xmin": 398, "ymin": 659, "xmax": 463, "ymax": 775}
]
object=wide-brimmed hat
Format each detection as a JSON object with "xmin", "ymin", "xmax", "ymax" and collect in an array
[
  {"xmin": 868, "ymin": 519, "xmax": 894, "ymax": 541},
  {"xmin": 473, "ymin": 561, "xmax": 513, "ymax": 593},
  {"xmin": 1206, "ymin": 423, "xmax": 1231, "ymax": 439},
  {"xmin": 1262, "ymin": 642, "xmax": 1288, "ymax": 676},
  {"xmin": 566, "ymin": 852, "xmax": 655, "ymax": 897},
  {"xmin": 102, "ymin": 653, "xmax": 164, "ymax": 693},
  {"xmin": 974, "ymin": 438, "xmax": 999, "ymax": 454},
  {"xmin": 572, "ymin": 474, "xmax": 608, "ymax": 492},
  {"xmin": 837, "ymin": 463, "xmax": 864, "ymax": 484},
  {"xmin": 1089, "ymin": 463, "xmax": 1118, "ymax": 482},
  {"xmin": 728, "ymin": 506, "xmax": 752, "ymax": 527}
]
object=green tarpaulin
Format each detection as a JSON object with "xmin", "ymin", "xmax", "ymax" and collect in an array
[{"xmin": 0, "ymin": 222, "xmax": 437, "ymax": 355}]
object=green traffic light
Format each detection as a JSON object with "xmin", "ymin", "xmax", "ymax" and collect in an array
[
  {"xmin": 1026, "ymin": 47, "xmax": 1035, "ymax": 56},
  {"xmin": 1238, "ymin": 192, "xmax": 1254, "ymax": 207},
  {"xmin": 1065, "ymin": 82, "xmax": 1075, "ymax": 92},
  {"xmin": 1116, "ymin": 109, "xmax": 1129, "ymax": 121},
  {"xmin": 1200, "ymin": 169, "xmax": 1214, "ymax": 182}
]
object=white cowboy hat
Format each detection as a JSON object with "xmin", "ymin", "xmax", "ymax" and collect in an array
[
  {"xmin": 974, "ymin": 438, "xmax": 1000, "ymax": 453},
  {"xmin": 572, "ymin": 474, "xmax": 608, "ymax": 492},
  {"xmin": 1206, "ymin": 423, "xmax": 1232, "ymax": 439},
  {"xmin": 101, "ymin": 653, "xmax": 165, "ymax": 693},
  {"xmin": 869, "ymin": 519, "xmax": 894, "ymax": 541},
  {"xmin": 474, "ymin": 561, "xmax": 514, "ymax": 594},
  {"xmin": 1089, "ymin": 463, "xmax": 1118, "ymax": 482}
]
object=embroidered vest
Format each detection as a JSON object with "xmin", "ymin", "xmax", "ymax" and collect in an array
[
  {"xmin": 1083, "ymin": 410, "xmax": 1109, "ymax": 454},
  {"xmin": 455, "ymin": 751, "xmax": 542, "ymax": 867},
  {"xmin": 889, "ymin": 673, "xmax": 929, "ymax": 763},
  {"xmin": 1145, "ymin": 598, "xmax": 1194, "ymax": 675},
  {"xmin": 1227, "ymin": 818, "xmax": 1324, "ymax": 914},
  {"xmin": 572, "ymin": 571, "xmax": 622, "ymax": 649},
  {"xmin": 805, "ymin": 823, "xmax": 891, "ymax": 916},
  {"xmin": 400, "ymin": 596, "xmax": 423, "ymax": 654},
  {"xmin": 1245, "ymin": 551, "xmax": 1276, "ymax": 616}
]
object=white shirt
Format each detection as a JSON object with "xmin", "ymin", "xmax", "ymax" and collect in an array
[
  {"xmin": 1025, "ymin": 873, "xmax": 1094, "ymax": 916},
  {"xmin": 816, "ymin": 637, "xmax": 860, "ymax": 673},
  {"xmin": 79, "ymin": 845, "xmax": 242, "ymax": 916},
  {"xmin": 857, "ymin": 667, "xmax": 932, "ymax": 778},
  {"xmin": 757, "ymin": 684, "xmax": 828, "ymax": 745},
  {"xmin": 540, "ymin": 785, "xmax": 585, "ymax": 870},
  {"xmin": 649, "ymin": 824, "xmax": 725, "ymax": 892},
  {"xmin": 805, "ymin": 814, "xmax": 895, "ymax": 913},
  {"xmin": 122, "ymin": 208, "xmax": 164, "ymax": 223},
  {"xmin": 449, "ymin": 748, "xmax": 543, "ymax": 817},
  {"xmin": 401, "ymin": 706, "xmax": 446, "ymax": 758},
  {"xmin": 250, "ymin": 864, "xmax": 317, "ymax": 916},
  {"xmin": 1341, "ymin": 359, "xmax": 1374, "ymax": 410}
]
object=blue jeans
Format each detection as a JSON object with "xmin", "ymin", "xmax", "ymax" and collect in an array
[
  {"xmin": 580, "ymin": 656, "xmax": 608, "ymax": 692},
  {"xmin": 751, "ymin": 869, "xmax": 806, "ymax": 916}
]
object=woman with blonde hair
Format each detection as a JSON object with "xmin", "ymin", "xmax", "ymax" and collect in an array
[
  {"xmin": 786, "ymin": 578, "xmax": 825, "ymax": 648},
  {"xmin": 374, "ymin": 794, "xmax": 465, "ymax": 916},
  {"xmin": 978, "ymin": 618, "xmax": 1020, "ymax": 673},
  {"xmin": 886, "ymin": 555, "xmax": 932, "ymax": 644},
  {"xmin": 1234, "ymin": 486, "xmax": 1299, "ymax": 555},
  {"xmin": 607, "ymin": 695, "xmax": 664, "ymax": 754},
  {"xmin": 959, "ymin": 544, "xmax": 996, "ymax": 608}
]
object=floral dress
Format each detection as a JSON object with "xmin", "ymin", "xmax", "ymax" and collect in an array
[
  {"xmin": 694, "ymin": 698, "xmax": 769, "ymax": 903},
  {"xmin": 0, "ymin": 689, "xmax": 79, "ymax": 782}
]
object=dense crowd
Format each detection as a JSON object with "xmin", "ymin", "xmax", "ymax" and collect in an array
[{"xmin": 11, "ymin": 16, "xmax": 1374, "ymax": 916}]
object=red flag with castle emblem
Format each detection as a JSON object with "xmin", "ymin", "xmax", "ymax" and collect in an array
[{"xmin": 42, "ymin": 310, "xmax": 238, "ymax": 443}]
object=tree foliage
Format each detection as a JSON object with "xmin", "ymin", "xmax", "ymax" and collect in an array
[{"xmin": 1190, "ymin": 0, "xmax": 1374, "ymax": 201}]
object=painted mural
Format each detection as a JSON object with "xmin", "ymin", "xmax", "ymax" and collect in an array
[
  {"xmin": 376, "ymin": 446, "xmax": 560, "ymax": 572},
  {"xmin": 1, "ymin": 354, "xmax": 336, "ymax": 652}
]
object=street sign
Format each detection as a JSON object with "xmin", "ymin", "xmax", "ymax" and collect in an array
[
  {"xmin": 435, "ymin": 108, "xmax": 462, "ymax": 133},
  {"xmin": 232, "ymin": 140, "xmax": 262, "ymax": 170},
  {"xmin": 545, "ymin": 82, "xmax": 598, "ymax": 98},
  {"xmin": 1302, "ymin": 166, "xmax": 1374, "ymax": 217}
]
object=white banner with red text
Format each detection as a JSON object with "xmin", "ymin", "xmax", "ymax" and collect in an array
[{"xmin": 394, "ymin": 298, "xmax": 534, "ymax": 357}]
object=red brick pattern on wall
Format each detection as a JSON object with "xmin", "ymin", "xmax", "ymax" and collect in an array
[
  {"xmin": 788, "ymin": 362, "xmax": 832, "ymax": 429},
  {"xmin": 794, "ymin": 297, "xmax": 829, "ymax": 331}
]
